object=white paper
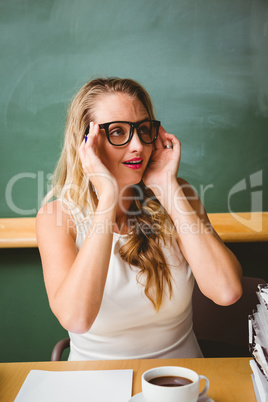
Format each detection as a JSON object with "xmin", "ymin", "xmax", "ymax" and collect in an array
[
  {"xmin": 250, "ymin": 360, "xmax": 268, "ymax": 402},
  {"xmin": 15, "ymin": 369, "xmax": 133, "ymax": 402}
]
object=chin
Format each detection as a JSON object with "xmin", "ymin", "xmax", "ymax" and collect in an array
[
  {"xmin": 118, "ymin": 175, "xmax": 143, "ymax": 190},
  {"xmin": 116, "ymin": 166, "xmax": 147, "ymax": 189}
]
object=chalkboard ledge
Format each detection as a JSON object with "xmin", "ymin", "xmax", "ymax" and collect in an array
[{"xmin": 0, "ymin": 213, "xmax": 267, "ymax": 248}]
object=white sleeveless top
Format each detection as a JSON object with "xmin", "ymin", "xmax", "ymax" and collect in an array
[{"xmin": 67, "ymin": 205, "xmax": 203, "ymax": 361}]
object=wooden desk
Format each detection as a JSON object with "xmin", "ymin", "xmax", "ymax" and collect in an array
[{"xmin": 0, "ymin": 358, "xmax": 255, "ymax": 402}]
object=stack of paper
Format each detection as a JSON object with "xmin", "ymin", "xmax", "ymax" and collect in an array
[
  {"xmin": 15, "ymin": 369, "xmax": 133, "ymax": 402},
  {"xmin": 249, "ymin": 284, "xmax": 268, "ymax": 402}
]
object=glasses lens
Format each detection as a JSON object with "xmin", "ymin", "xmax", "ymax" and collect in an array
[
  {"xmin": 138, "ymin": 121, "xmax": 155, "ymax": 144},
  {"xmin": 107, "ymin": 122, "xmax": 130, "ymax": 145}
]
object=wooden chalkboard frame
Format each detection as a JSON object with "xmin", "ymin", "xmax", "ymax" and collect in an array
[{"xmin": 0, "ymin": 213, "xmax": 267, "ymax": 248}]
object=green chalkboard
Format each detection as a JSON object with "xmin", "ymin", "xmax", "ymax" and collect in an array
[{"xmin": 1, "ymin": 0, "xmax": 267, "ymax": 217}]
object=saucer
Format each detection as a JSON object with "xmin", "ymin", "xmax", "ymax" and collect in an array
[{"xmin": 128, "ymin": 392, "xmax": 214, "ymax": 401}]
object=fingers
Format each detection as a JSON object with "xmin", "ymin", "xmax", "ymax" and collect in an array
[
  {"xmin": 84, "ymin": 122, "xmax": 99, "ymax": 148},
  {"xmin": 164, "ymin": 132, "xmax": 181, "ymax": 151},
  {"xmin": 79, "ymin": 122, "xmax": 99, "ymax": 157},
  {"xmin": 79, "ymin": 122, "xmax": 100, "ymax": 171},
  {"xmin": 155, "ymin": 126, "xmax": 181, "ymax": 151}
]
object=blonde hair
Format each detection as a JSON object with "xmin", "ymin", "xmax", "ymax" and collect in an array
[{"xmin": 46, "ymin": 77, "xmax": 177, "ymax": 310}]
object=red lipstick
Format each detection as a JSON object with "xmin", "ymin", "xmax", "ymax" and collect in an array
[{"xmin": 123, "ymin": 157, "xmax": 143, "ymax": 170}]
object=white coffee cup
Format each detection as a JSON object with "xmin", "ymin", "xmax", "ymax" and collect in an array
[{"xmin": 142, "ymin": 366, "xmax": 210, "ymax": 402}]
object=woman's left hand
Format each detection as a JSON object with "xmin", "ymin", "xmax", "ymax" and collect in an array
[{"xmin": 143, "ymin": 126, "xmax": 181, "ymax": 191}]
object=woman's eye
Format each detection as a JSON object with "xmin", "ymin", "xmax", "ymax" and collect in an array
[
  {"xmin": 139, "ymin": 125, "xmax": 150, "ymax": 135},
  {"xmin": 109, "ymin": 128, "xmax": 125, "ymax": 137}
]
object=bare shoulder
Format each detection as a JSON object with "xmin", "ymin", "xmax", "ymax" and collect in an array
[
  {"xmin": 36, "ymin": 200, "xmax": 76, "ymax": 244},
  {"xmin": 177, "ymin": 177, "xmax": 208, "ymax": 223},
  {"xmin": 36, "ymin": 201, "xmax": 79, "ymax": 304}
]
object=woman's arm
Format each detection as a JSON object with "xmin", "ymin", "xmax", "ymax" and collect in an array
[
  {"xmin": 143, "ymin": 126, "xmax": 242, "ymax": 306},
  {"xmin": 36, "ymin": 195, "xmax": 117, "ymax": 334},
  {"xmin": 36, "ymin": 122, "xmax": 119, "ymax": 334},
  {"xmin": 164, "ymin": 177, "xmax": 242, "ymax": 306}
]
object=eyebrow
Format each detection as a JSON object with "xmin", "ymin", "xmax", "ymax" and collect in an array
[
  {"xmin": 84, "ymin": 118, "xmax": 153, "ymax": 136},
  {"xmin": 99, "ymin": 118, "xmax": 152, "ymax": 125}
]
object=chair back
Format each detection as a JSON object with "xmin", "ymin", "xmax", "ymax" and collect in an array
[
  {"xmin": 51, "ymin": 338, "xmax": 70, "ymax": 361},
  {"xmin": 192, "ymin": 276, "xmax": 266, "ymax": 357}
]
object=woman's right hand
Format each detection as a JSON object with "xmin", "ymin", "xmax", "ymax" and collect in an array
[{"xmin": 79, "ymin": 122, "xmax": 119, "ymax": 200}]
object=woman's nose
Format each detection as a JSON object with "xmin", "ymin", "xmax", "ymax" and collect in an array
[{"xmin": 129, "ymin": 129, "xmax": 143, "ymax": 152}]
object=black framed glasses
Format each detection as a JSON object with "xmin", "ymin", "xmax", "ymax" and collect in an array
[{"xmin": 95, "ymin": 119, "xmax": 160, "ymax": 146}]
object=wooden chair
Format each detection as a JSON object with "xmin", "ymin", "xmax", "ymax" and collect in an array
[
  {"xmin": 51, "ymin": 276, "xmax": 266, "ymax": 360},
  {"xmin": 192, "ymin": 276, "xmax": 266, "ymax": 357}
]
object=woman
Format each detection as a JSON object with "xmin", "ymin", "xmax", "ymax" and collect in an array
[{"xmin": 36, "ymin": 77, "xmax": 242, "ymax": 360}]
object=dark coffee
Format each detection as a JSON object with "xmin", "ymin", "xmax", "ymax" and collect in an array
[{"xmin": 149, "ymin": 375, "xmax": 193, "ymax": 387}]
